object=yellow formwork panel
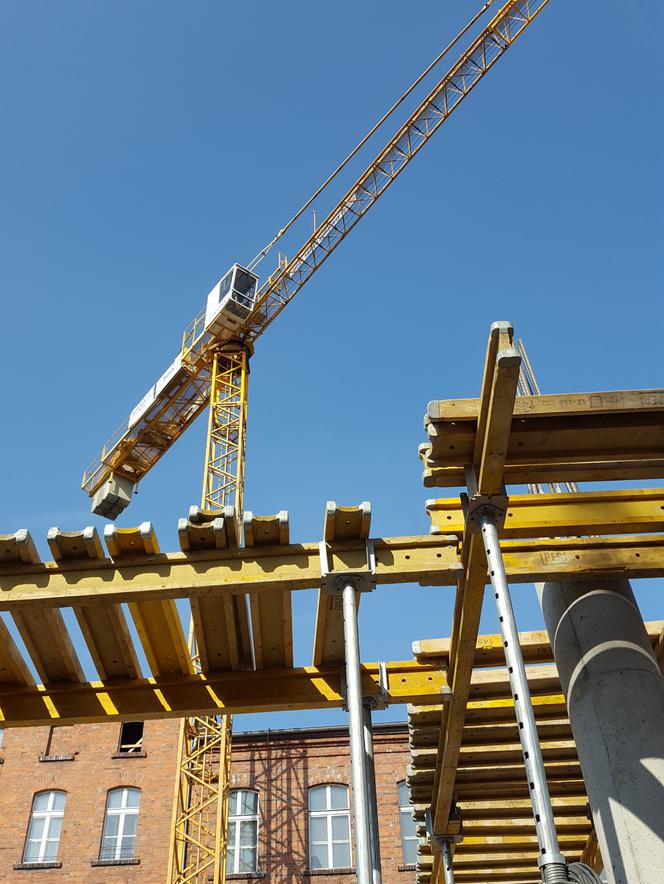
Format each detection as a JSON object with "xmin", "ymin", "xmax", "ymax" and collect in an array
[
  {"xmin": 46, "ymin": 526, "xmax": 140, "ymax": 680},
  {"xmin": 245, "ymin": 511, "xmax": 293, "ymax": 669},
  {"xmin": 313, "ymin": 502, "xmax": 373, "ymax": 666},
  {"xmin": 12, "ymin": 607, "xmax": 84, "ymax": 684},
  {"xmin": 104, "ymin": 522, "xmax": 193, "ymax": 677}
]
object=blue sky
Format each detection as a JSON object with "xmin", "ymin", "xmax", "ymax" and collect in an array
[{"xmin": 0, "ymin": 0, "xmax": 662, "ymax": 731}]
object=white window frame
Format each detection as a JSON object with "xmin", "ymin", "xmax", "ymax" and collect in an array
[
  {"xmin": 23, "ymin": 790, "xmax": 66, "ymax": 864},
  {"xmin": 227, "ymin": 789, "xmax": 260, "ymax": 874},
  {"xmin": 397, "ymin": 781, "xmax": 418, "ymax": 866},
  {"xmin": 308, "ymin": 784, "xmax": 352, "ymax": 871},
  {"xmin": 99, "ymin": 787, "xmax": 141, "ymax": 862}
]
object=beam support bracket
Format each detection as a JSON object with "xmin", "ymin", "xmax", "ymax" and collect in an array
[
  {"xmin": 461, "ymin": 466, "xmax": 508, "ymax": 533},
  {"xmin": 319, "ymin": 540, "xmax": 376, "ymax": 595},
  {"xmin": 426, "ymin": 806, "xmax": 463, "ymax": 847}
]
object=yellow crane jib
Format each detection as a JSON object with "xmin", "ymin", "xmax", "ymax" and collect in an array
[{"xmin": 83, "ymin": 0, "xmax": 551, "ymax": 521}]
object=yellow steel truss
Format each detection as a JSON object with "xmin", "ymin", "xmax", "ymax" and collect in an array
[
  {"xmin": 201, "ymin": 345, "xmax": 250, "ymax": 520},
  {"xmin": 168, "ymin": 344, "xmax": 249, "ymax": 884},
  {"xmin": 168, "ymin": 712, "xmax": 233, "ymax": 884}
]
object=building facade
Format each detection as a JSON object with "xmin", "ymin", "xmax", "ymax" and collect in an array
[
  {"xmin": 0, "ymin": 720, "xmax": 415, "ymax": 883},
  {"xmin": 0, "ymin": 719, "xmax": 181, "ymax": 881},
  {"xmin": 229, "ymin": 723, "xmax": 415, "ymax": 884}
]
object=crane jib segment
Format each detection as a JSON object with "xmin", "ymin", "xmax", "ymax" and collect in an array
[
  {"xmin": 244, "ymin": 0, "xmax": 549, "ymax": 343},
  {"xmin": 82, "ymin": 0, "xmax": 549, "ymax": 501}
]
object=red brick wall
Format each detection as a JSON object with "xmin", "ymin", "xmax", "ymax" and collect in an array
[
  {"xmin": 0, "ymin": 719, "xmax": 181, "ymax": 882},
  {"xmin": 230, "ymin": 724, "xmax": 414, "ymax": 884},
  {"xmin": 0, "ymin": 720, "xmax": 413, "ymax": 884}
]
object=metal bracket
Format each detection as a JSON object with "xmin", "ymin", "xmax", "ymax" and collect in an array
[
  {"xmin": 341, "ymin": 664, "xmax": 388, "ymax": 712},
  {"xmin": 461, "ymin": 465, "xmax": 508, "ymax": 533},
  {"xmin": 319, "ymin": 539, "xmax": 376, "ymax": 595},
  {"xmin": 363, "ymin": 661, "xmax": 389, "ymax": 711},
  {"xmin": 425, "ymin": 806, "xmax": 463, "ymax": 849}
]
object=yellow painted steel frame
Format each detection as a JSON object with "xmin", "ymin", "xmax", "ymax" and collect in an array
[
  {"xmin": 168, "ymin": 714, "xmax": 232, "ymax": 884},
  {"xmin": 169, "ymin": 345, "xmax": 249, "ymax": 884},
  {"xmin": 201, "ymin": 346, "xmax": 249, "ymax": 520}
]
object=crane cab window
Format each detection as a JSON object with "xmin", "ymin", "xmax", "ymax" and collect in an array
[
  {"xmin": 219, "ymin": 269, "xmax": 233, "ymax": 299},
  {"xmin": 233, "ymin": 267, "xmax": 257, "ymax": 297},
  {"xmin": 230, "ymin": 266, "xmax": 258, "ymax": 309}
]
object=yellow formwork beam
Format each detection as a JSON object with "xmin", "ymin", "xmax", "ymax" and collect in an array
[
  {"xmin": 427, "ymin": 388, "xmax": 664, "ymax": 422},
  {"xmin": 427, "ymin": 488, "xmax": 664, "ymax": 538},
  {"xmin": 0, "ymin": 656, "xmax": 578, "ymax": 729},
  {"xmin": 414, "ymin": 620, "xmax": 664, "ymax": 666},
  {"xmin": 421, "ymin": 387, "xmax": 664, "ymax": 487},
  {"xmin": 0, "ymin": 660, "xmax": 445, "ymax": 728},
  {"xmin": 2, "ymin": 533, "xmax": 664, "ymax": 612},
  {"xmin": 431, "ymin": 322, "xmax": 520, "ymax": 839},
  {"xmin": 0, "ymin": 535, "xmax": 461, "ymax": 608}
]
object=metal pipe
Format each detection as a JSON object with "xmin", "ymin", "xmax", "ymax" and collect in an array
[
  {"xmin": 441, "ymin": 840, "xmax": 455, "ymax": 884},
  {"xmin": 362, "ymin": 701, "xmax": 382, "ymax": 884},
  {"xmin": 478, "ymin": 512, "xmax": 568, "ymax": 881},
  {"xmin": 343, "ymin": 582, "xmax": 373, "ymax": 884}
]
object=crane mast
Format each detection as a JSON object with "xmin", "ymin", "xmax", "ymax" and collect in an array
[
  {"xmin": 79, "ymin": 2, "xmax": 550, "ymax": 883},
  {"xmin": 167, "ymin": 345, "xmax": 249, "ymax": 884},
  {"xmin": 201, "ymin": 344, "xmax": 250, "ymax": 518}
]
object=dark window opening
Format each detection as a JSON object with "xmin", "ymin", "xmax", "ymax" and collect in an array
[{"xmin": 117, "ymin": 722, "xmax": 144, "ymax": 755}]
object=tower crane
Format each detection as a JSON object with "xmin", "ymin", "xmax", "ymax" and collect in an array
[{"xmin": 79, "ymin": 2, "xmax": 550, "ymax": 883}]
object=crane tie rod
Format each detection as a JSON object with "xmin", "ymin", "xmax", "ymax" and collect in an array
[{"xmin": 247, "ymin": 0, "xmax": 495, "ymax": 271}]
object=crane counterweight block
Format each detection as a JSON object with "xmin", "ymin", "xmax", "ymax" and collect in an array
[{"xmin": 91, "ymin": 473, "xmax": 135, "ymax": 520}]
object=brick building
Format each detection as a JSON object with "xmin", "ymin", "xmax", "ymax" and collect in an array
[
  {"xmin": 0, "ymin": 720, "xmax": 415, "ymax": 883},
  {"xmin": 0, "ymin": 719, "xmax": 181, "ymax": 881}
]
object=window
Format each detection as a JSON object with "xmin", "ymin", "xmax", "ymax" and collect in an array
[
  {"xmin": 397, "ymin": 782, "xmax": 417, "ymax": 866},
  {"xmin": 23, "ymin": 791, "xmax": 67, "ymax": 863},
  {"xmin": 117, "ymin": 721, "xmax": 144, "ymax": 754},
  {"xmin": 99, "ymin": 787, "xmax": 141, "ymax": 861},
  {"xmin": 308, "ymin": 784, "xmax": 351, "ymax": 870},
  {"xmin": 227, "ymin": 789, "xmax": 259, "ymax": 874}
]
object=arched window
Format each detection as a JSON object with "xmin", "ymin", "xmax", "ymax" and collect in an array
[
  {"xmin": 308, "ymin": 784, "xmax": 351, "ymax": 870},
  {"xmin": 99, "ymin": 787, "xmax": 141, "ymax": 861},
  {"xmin": 23, "ymin": 791, "xmax": 67, "ymax": 863},
  {"xmin": 397, "ymin": 781, "xmax": 417, "ymax": 866},
  {"xmin": 227, "ymin": 789, "xmax": 259, "ymax": 874}
]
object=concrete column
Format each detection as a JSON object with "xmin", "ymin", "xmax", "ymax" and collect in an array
[{"xmin": 537, "ymin": 579, "xmax": 664, "ymax": 884}]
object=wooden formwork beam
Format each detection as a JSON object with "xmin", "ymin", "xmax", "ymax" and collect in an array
[{"xmin": 431, "ymin": 322, "xmax": 520, "ymax": 838}]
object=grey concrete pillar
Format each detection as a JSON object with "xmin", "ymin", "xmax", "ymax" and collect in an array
[{"xmin": 537, "ymin": 579, "xmax": 664, "ymax": 884}]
